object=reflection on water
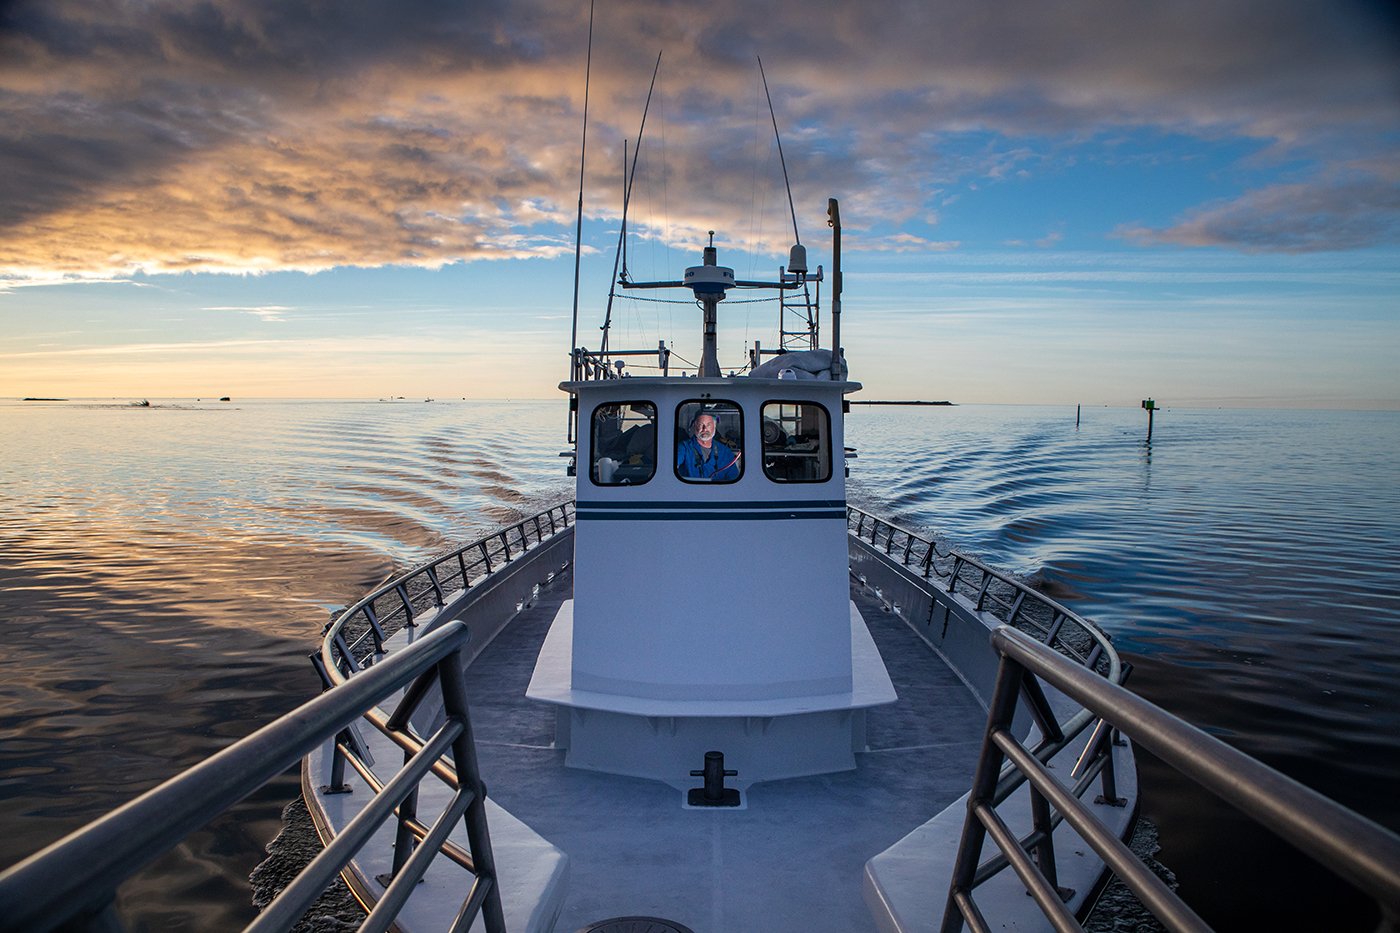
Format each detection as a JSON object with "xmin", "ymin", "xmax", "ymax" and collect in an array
[
  {"xmin": 848, "ymin": 404, "xmax": 1400, "ymax": 929},
  {"xmin": 0, "ymin": 399, "xmax": 568, "ymax": 928},
  {"xmin": 2, "ymin": 399, "xmax": 1397, "ymax": 929}
]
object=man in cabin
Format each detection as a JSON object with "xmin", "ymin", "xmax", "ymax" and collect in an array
[{"xmin": 677, "ymin": 411, "xmax": 741, "ymax": 481}]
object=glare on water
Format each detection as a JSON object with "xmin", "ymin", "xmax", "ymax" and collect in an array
[{"xmin": 2, "ymin": 398, "xmax": 1396, "ymax": 930}]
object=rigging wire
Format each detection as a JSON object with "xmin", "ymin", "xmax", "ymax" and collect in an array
[
  {"xmin": 660, "ymin": 78, "xmax": 670, "ymax": 288},
  {"xmin": 601, "ymin": 50, "xmax": 663, "ymax": 358},
  {"xmin": 566, "ymin": 0, "xmax": 594, "ymax": 444},
  {"xmin": 758, "ymin": 55, "xmax": 801, "ymax": 247},
  {"xmin": 567, "ymin": 0, "xmax": 595, "ymax": 374}
]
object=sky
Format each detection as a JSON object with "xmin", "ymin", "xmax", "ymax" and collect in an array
[{"xmin": 2, "ymin": 0, "xmax": 1398, "ymax": 407}]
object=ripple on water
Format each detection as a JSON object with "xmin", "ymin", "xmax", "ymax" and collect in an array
[{"xmin": 2, "ymin": 400, "xmax": 1397, "ymax": 930}]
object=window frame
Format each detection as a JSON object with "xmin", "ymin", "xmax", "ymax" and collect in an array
[
  {"xmin": 759, "ymin": 399, "xmax": 832, "ymax": 484},
  {"xmin": 588, "ymin": 400, "xmax": 658, "ymax": 487},
  {"xmin": 674, "ymin": 398, "xmax": 746, "ymax": 485}
]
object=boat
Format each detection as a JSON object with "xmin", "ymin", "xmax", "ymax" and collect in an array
[
  {"xmin": 3, "ymin": 53, "xmax": 1397, "ymax": 933},
  {"xmin": 287, "ymin": 183, "xmax": 1155, "ymax": 933}
]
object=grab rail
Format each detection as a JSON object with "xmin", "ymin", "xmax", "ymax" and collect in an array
[
  {"xmin": 848, "ymin": 505, "xmax": 1139, "ymax": 919},
  {"xmin": 571, "ymin": 345, "xmax": 671, "ymax": 381},
  {"xmin": 321, "ymin": 502, "xmax": 575, "ymax": 682},
  {"xmin": 846, "ymin": 506, "xmax": 1121, "ymax": 682},
  {"xmin": 0, "ymin": 621, "xmax": 504, "ymax": 933},
  {"xmin": 944, "ymin": 626, "xmax": 1400, "ymax": 932}
]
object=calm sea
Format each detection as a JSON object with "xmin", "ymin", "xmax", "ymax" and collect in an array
[{"xmin": 2, "ymin": 398, "xmax": 1396, "ymax": 930}]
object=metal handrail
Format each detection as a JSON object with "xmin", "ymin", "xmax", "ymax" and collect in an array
[
  {"xmin": 321, "ymin": 501, "xmax": 575, "ymax": 683},
  {"xmin": 0, "ymin": 621, "xmax": 504, "ymax": 933},
  {"xmin": 846, "ymin": 506, "xmax": 1120, "ymax": 681},
  {"xmin": 571, "ymin": 345, "xmax": 672, "ymax": 381},
  {"xmin": 306, "ymin": 501, "xmax": 574, "ymax": 925},
  {"xmin": 848, "ymin": 504, "xmax": 1136, "ymax": 910},
  {"xmin": 944, "ymin": 625, "xmax": 1400, "ymax": 933}
]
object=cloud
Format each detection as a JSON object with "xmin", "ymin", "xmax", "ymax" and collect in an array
[
  {"xmin": 849, "ymin": 233, "xmax": 959, "ymax": 253},
  {"xmin": 0, "ymin": 0, "xmax": 1397, "ymax": 279},
  {"xmin": 1004, "ymin": 230, "xmax": 1065, "ymax": 249},
  {"xmin": 205, "ymin": 304, "xmax": 294, "ymax": 322},
  {"xmin": 1119, "ymin": 165, "xmax": 1400, "ymax": 252}
]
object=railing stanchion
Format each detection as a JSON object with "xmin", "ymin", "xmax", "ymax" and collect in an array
[
  {"xmin": 387, "ymin": 748, "xmax": 420, "ymax": 881},
  {"xmin": 324, "ymin": 732, "xmax": 353, "ymax": 795},
  {"xmin": 1007, "ymin": 591, "xmax": 1026, "ymax": 626},
  {"xmin": 396, "ymin": 583, "xmax": 415, "ymax": 628},
  {"xmin": 427, "ymin": 565, "xmax": 446, "ymax": 607},
  {"xmin": 438, "ymin": 649, "xmax": 507, "ymax": 933},
  {"xmin": 333, "ymin": 632, "xmax": 359, "ymax": 673},
  {"xmin": 975, "ymin": 571, "xmax": 993, "ymax": 611},
  {"xmin": 942, "ymin": 652, "xmax": 1026, "ymax": 933},
  {"xmin": 1028, "ymin": 785, "xmax": 1066, "ymax": 900}
]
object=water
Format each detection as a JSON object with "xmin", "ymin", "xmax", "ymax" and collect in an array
[
  {"xmin": 2, "ymin": 399, "xmax": 1397, "ymax": 929},
  {"xmin": 0, "ymin": 398, "xmax": 569, "ymax": 929},
  {"xmin": 848, "ymin": 404, "xmax": 1400, "ymax": 930}
]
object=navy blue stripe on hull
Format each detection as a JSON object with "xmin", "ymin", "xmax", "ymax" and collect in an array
[
  {"xmin": 577, "ymin": 509, "xmax": 846, "ymax": 521},
  {"xmin": 576, "ymin": 499, "xmax": 845, "ymax": 510}
]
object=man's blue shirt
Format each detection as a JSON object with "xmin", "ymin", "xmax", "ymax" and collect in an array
[{"xmin": 676, "ymin": 437, "xmax": 740, "ymax": 481}]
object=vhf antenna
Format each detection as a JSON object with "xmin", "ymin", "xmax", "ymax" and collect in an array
[
  {"xmin": 601, "ymin": 50, "xmax": 663, "ymax": 359},
  {"xmin": 759, "ymin": 56, "xmax": 800, "ymax": 247},
  {"xmin": 567, "ymin": 0, "xmax": 595, "ymax": 450}
]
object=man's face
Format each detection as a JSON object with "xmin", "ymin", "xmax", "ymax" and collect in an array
[{"xmin": 692, "ymin": 414, "xmax": 716, "ymax": 445}]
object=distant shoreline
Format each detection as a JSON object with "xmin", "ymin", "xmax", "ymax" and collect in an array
[{"xmin": 849, "ymin": 400, "xmax": 954, "ymax": 406}]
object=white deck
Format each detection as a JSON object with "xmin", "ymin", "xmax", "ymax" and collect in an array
[
  {"xmin": 464, "ymin": 568, "xmax": 987, "ymax": 931},
  {"xmin": 302, "ymin": 560, "xmax": 1134, "ymax": 932}
]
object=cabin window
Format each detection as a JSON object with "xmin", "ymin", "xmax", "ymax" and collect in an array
[
  {"xmin": 761, "ymin": 401, "xmax": 831, "ymax": 483},
  {"xmin": 675, "ymin": 400, "xmax": 744, "ymax": 483},
  {"xmin": 590, "ymin": 401, "xmax": 656, "ymax": 486}
]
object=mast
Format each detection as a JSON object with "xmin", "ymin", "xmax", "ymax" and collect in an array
[
  {"xmin": 698, "ymin": 233, "xmax": 725, "ymax": 377},
  {"xmin": 566, "ymin": 0, "xmax": 594, "ymax": 444},
  {"xmin": 828, "ymin": 198, "xmax": 844, "ymax": 379},
  {"xmin": 601, "ymin": 52, "xmax": 663, "ymax": 362},
  {"xmin": 565, "ymin": 0, "xmax": 593, "ymax": 383}
]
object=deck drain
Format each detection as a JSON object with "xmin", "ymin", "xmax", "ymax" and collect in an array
[{"xmin": 577, "ymin": 917, "xmax": 695, "ymax": 933}]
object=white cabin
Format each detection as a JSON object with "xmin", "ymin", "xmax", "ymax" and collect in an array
[{"xmin": 528, "ymin": 367, "xmax": 897, "ymax": 793}]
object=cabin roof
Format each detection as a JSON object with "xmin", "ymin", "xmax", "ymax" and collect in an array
[{"xmin": 559, "ymin": 376, "xmax": 863, "ymax": 394}]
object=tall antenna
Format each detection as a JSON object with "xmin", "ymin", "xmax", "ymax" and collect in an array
[
  {"xmin": 567, "ymin": 0, "xmax": 595, "ymax": 387},
  {"xmin": 758, "ymin": 56, "xmax": 800, "ymax": 246},
  {"xmin": 601, "ymin": 50, "xmax": 663, "ymax": 358}
]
